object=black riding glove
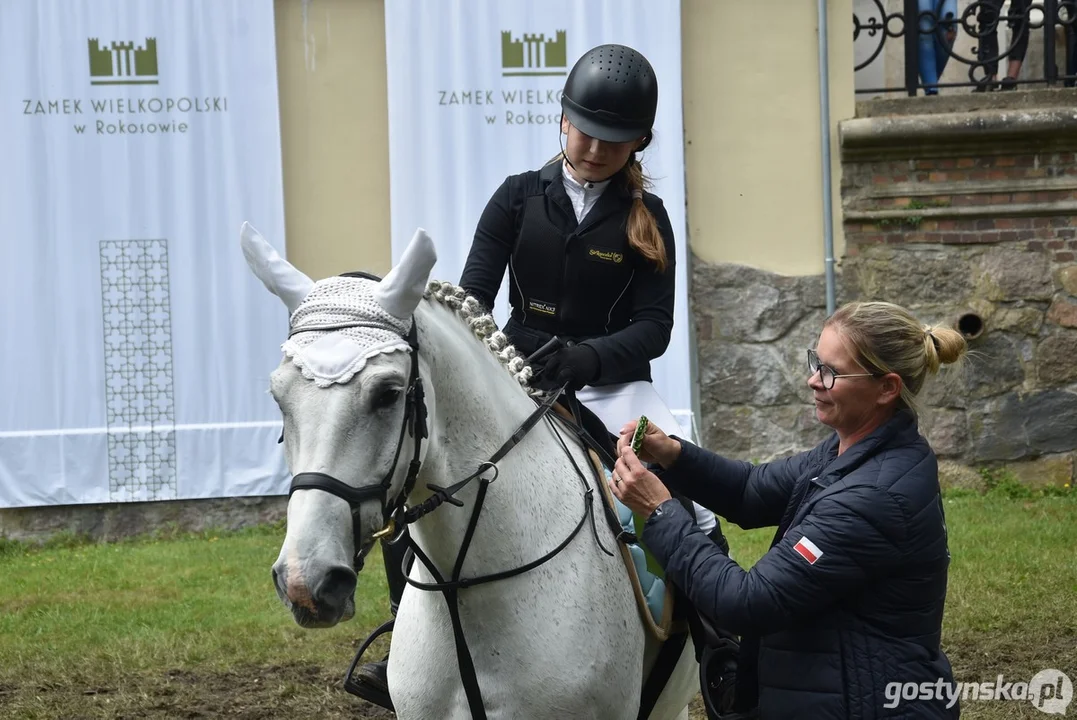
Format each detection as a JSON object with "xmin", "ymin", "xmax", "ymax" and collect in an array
[{"xmin": 538, "ymin": 344, "xmax": 601, "ymax": 391}]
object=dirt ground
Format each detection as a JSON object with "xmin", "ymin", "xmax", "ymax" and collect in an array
[
  {"xmin": 3, "ymin": 634, "xmax": 1073, "ymax": 718},
  {"xmin": 0, "ymin": 662, "xmax": 709, "ymax": 719}
]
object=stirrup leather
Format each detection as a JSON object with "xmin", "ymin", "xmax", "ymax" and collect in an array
[{"xmin": 343, "ymin": 617, "xmax": 395, "ymax": 711}]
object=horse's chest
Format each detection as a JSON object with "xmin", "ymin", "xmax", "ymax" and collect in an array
[{"xmin": 388, "ymin": 559, "xmax": 641, "ymax": 719}]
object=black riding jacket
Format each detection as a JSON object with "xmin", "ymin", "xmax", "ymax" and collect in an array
[{"xmin": 459, "ymin": 160, "xmax": 677, "ymax": 386}]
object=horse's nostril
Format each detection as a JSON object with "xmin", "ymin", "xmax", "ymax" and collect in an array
[
  {"xmin": 271, "ymin": 566, "xmax": 287, "ymax": 600},
  {"xmin": 313, "ymin": 566, "xmax": 357, "ymax": 611}
]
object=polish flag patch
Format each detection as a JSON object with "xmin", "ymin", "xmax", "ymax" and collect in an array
[{"xmin": 792, "ymin": 536, "xmax": 823, "ymax": 565}]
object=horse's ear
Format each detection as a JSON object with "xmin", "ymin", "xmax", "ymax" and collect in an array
[
  {"xmin": 240, "ymin": 221, "xmax": 314, "ymax": 315},
  {"xmin": 375, "ymin": 228, "xmax": 437, "ymax": 319}
]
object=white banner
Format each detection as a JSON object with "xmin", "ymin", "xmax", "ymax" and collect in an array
[
  {"xmin": 0, "ymin": 1, "xmax": 289, "ymax": 508},
  {"xmin": 384, "ymin": 0, "xmax": 696, "ymax": 438}
]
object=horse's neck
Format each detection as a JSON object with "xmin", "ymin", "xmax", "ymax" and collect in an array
[{"xmin": 407, "ymin": 302, "xmax": 587, "ymax": 579}]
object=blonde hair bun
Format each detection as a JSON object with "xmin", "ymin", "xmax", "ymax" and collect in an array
[{"xmin": 925, "ymin": 326, "xmax": 967, "ymax": 369}]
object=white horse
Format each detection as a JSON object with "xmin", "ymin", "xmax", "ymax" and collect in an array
[{"xmin": 241, "ymin": 222, "xmax": 699, "ymax": 719}]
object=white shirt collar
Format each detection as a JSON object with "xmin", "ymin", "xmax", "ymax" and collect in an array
[
  {"xmin": 561, "ymin": 160, "xmax": 611, "ymax": 193},
  {"xmin": 561, "ymin": 160, "xmax": 610, "ymax": 222}
]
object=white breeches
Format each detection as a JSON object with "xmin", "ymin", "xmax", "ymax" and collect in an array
[{"xmin": 577, "ymin": 381, "xmax": 716, "ymax": 534}]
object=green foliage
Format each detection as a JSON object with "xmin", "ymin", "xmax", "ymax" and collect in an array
[
  {"xmin": 978, "ymin": 466, "xmax": 1032, "ymax": 499},
  {"xmin": 877, "ymin": 197, "xmax": 953, "ymax": 229},
  {"xmin": 974, "ymin": 466, "xmax": 1074, "ymax": 500}
]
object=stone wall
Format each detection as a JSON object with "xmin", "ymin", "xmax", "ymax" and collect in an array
[
  {"xmin": 691, "ymin": 263, "xmax": 837, "ymax": 462},
  {"xmin": 691, "ymin": 91, "xmax": 1077, "ymax": 488},
  {"xmin": 0, "ymin": 496, "xmax": 287, "ymax": 544}
]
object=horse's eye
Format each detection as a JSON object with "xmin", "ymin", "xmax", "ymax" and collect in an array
[{"xmin": 374, "ymin": 388, "xmax": 402, "ymax": 409}]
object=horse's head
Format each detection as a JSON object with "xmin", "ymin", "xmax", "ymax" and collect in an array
[{"xmin": 240, "ymin": 222, "xmax": 437, "ymax": 628}]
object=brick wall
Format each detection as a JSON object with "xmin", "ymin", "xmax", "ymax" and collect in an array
[{"xmin": 844, "ymin": 153, "xmax": 1077, "ymax": 264}]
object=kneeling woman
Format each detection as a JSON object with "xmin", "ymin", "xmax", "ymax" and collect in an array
[{"xmin": 611, "ymin": 301, "xmax": 966, "ymax": 719}]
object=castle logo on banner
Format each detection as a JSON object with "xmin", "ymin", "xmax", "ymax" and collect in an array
[
  {"xmin": 89, "ymin": 38, "xmax": 159, "ymax": 85},
  {"xmin": 437, "ymin": 29, "xmax": 567, "ymax": 127},
  {"xmin": 501, "ymin": 31, "xmax": 567, "ymax": 76},
  {"xmin": 20, "ymin": 36, "xmax": 229, "ymax": 137}
]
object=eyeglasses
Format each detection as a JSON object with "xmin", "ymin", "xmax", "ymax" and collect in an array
[{"xmin": 806, "ymin": 349, "xmax": 879, "ymax": 390}]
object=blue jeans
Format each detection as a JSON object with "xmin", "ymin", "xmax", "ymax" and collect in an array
[{"xmin": 918, "ymin": 0, "xmax": 958, "ymax": 94}]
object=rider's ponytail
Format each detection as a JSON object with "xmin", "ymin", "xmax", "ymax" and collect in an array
[{"xmin": 623, "ymin": 156, "xmax": 667, "ymax": 273}]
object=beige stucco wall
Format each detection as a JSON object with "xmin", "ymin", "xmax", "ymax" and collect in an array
[
  {"xmin": 274, "ymin": 0, "xmax": 391, "ymax": 281},
  {"xmin": 682, "ymin": 0, "xmax": 854, "ymax": 276},
  {"xmin": 273, "ymin": 0, "xmax": 854, "ymax": 280}
]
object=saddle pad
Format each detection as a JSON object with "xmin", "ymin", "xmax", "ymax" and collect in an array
[
  {"xmin": 554, "ymin": 412, "xmax": 678, "ymax": 642},
  {"xmin": 606, "ymin": 466, "xmax": 668, "ymax": 627}
]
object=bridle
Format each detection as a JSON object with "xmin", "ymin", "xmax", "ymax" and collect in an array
[
  {"xmin": 284, "ymin": 314, "xmax": 427, "ymax": 565},
  {"xmin": 278, "ymin": 276, "xmax": 631, "ymax": 719}
]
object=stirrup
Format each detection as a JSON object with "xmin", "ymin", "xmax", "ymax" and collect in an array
[{"xmin": 343, "ymin": 617, "xmax": 396, "ymax": 711}]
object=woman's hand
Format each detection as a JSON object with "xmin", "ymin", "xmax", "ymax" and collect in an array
[
  {"xmin": 609, "ymin": 446, "xmax": 672, "ymax": 517},
  {"xmin": 616, "ymin": 418, "xmax": 682, "ymax": 469}
]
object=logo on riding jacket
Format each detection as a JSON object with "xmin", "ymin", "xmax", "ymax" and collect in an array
[
  {"xmin": 792, "ymin": 536, "xmax": 823, "ymax": 565},
  {"xmin": 527, "ymin": 299, "xmax": 557, "ymax": 316},
  {"xmin": 587, "ymin": 247, "xmax": 624, "ymax": 265}
]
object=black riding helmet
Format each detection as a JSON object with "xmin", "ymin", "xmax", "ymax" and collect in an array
[{"xmin": 561, "ymin": 44, "xmax": 657, "ymax": 149}]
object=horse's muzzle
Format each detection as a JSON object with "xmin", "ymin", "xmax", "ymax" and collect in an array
[{"xmin": 272, "ymin": 560, "xmax": 357, "ymax": 628}]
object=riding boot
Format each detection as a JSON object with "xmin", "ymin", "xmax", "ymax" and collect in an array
[
  {"xmin": 353, "ymin": 532, "xmax": 411, "ymax": 695},
  {"xmin": 385, "ymin": 530, "xmax": 410, "ymax": 616}
]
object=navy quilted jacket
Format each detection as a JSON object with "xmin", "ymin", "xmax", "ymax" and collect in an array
[{"xmin": 643, "ymin": 410, "xmax": 960, "ymax": 719}]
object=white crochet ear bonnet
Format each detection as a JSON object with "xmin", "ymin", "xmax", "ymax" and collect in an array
[
  {"xmin": 239, "ymin": 222, "xmax": 437, "ymax": 387},
  {"xmin": 281, "ymin": 275, "xmax": 413, "ymax": 388}
]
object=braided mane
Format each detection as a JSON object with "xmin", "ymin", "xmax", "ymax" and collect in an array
[{"xmin": 423, "ymin": 280, "xmax": 544, "ymax": 397}]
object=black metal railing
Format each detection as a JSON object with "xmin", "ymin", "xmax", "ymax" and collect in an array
[{"xmin": 854, "ymin": 0, "xmax": 1077, "ymax": 95}]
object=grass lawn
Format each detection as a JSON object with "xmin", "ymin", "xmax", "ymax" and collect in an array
[{"xmin": 0, "ymin": 490, "xmax": 1074, "ymax": 719}]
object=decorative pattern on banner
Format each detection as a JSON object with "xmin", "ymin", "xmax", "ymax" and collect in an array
[
  {"xmin": 100, "ymin": 240, "xmax": 177, "ymax": 502},
  {"xmin": 0, "ymin": 1, "xmax": 288, "ymax": 508}
]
